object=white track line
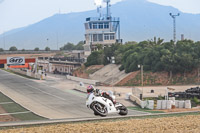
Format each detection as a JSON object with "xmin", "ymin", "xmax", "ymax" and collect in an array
[
  {"xmin": 0, "ymin": 111, "xmax": 31, "ymax": 116},
  {"xmin": 25, "ymin": 84, "xmax": 66, "ymax": 101},
  {"xmin": 0, "ymin": 102, "xmax": 14, "ymax": 105}
]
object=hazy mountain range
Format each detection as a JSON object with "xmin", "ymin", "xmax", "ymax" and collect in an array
[{"xmin": 0, "ymin": 0, "xmax": 200, "ymax": 50}]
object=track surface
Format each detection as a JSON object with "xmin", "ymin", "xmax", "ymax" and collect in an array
[{"xmin": 0, "ymin": 69, "xmax": 148, "ymax": 120}]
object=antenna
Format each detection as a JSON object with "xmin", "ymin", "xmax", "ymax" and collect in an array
[
  {"xmin": 97, "ymin": 6, "xmax": 102, "ymax": 18},
  {"xmin": 103, "ymin": 0, "xmax": 111, "ymax": 19},
  {"xmin": 169, "ymin": 13, "xmax": 180, "ymax": 43},
  {"xmin": 94, "ymin": 0, "xmax": 103, "ymax": 18}
]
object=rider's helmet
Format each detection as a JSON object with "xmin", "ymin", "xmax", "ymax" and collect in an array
[{"xmin": 87, "ymin": 85, "xmax": 95, "ymax": 93}]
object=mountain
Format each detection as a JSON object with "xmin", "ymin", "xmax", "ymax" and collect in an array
[{"xmin": 0, "ymin": 0, "xmax": 200, "ymax": 50}]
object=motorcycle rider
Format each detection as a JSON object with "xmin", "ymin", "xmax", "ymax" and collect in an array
[{"xmin": 87, "ymin": 85, "xmax": 116, "ymax": 104}]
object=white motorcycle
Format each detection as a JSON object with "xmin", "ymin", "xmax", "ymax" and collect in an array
[{"xmin": 86, "ymin": 90, "xmax": 128, "ymax": 117}]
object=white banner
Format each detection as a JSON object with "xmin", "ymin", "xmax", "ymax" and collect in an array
[{"xmin": 7, "ymin": 57, "xmax": 25, "ymax": 65}]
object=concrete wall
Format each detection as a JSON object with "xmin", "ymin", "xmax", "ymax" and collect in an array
[
  {"xmin": 130, "ymin": 94, "xmax": 154, "ymax": 109},
  {"xmin": 7, "ymin": 68, "xmax": 41, "ymax": 80},
  {"xmin": 89, "ymin": 64, "xmax": 130, "ymax": 85},
  {"xmin": 75, "ymin": 85, "xmax": 87, "ymax": 93},
  {"xmin": 66, "ymin": 75, "xmax": 100, "ymax": 86},
  {"xmin": 8, "ymin": 68, "xmax": 27, "ymax": 75}
]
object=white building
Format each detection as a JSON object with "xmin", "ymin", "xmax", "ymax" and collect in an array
[{"xmin": 84, "ymin": 0, "xmax": 122, "ymax": 56}]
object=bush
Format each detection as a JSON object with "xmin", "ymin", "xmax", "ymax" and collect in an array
[
  {"xmin": 9, "ymin": 46, "xmax": 17, "ymax": 51},
  {"xmin": 45, "ymin": 47, "xmax": 50, "ymax": 51},
  {"xmin": 193, "ymin": 97, "xmax": 199, "ymax": 104},
  {"xmin": 34, "ymin": 47, "xmax": 39, "ymax": 51},
  {"xmin": 0, "ymin": 48, "xmax": 4, "ymax": 52}
]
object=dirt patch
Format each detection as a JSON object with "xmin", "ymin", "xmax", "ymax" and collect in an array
[
  {"xmin": 0, "ymin": 105, "xmax": 19, "ymax": 122},
  {"xmin": 116, "ymin": 69, "xmax": 200, "ymax": 86},
  {"xmin": 116, "ymin": 71, "xmax": 140, "ymax": 86},
  {"xmin": 1, "ymin": 115, "xmax": 200, "ymax": 133},
  {"xmin": 73, "ymin": 65, "xmax": 104, "ymax": 79}
]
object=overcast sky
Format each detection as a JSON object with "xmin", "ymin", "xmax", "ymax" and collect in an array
[{"xmin": 0, "ymin": 0, "xmax": 200, "ymax": 35}]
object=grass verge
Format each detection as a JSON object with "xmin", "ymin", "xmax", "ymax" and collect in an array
[
  {"xmin": 0, "ymin": 92, "xmax": 13, "ymax": 103},
  {"xmin": 128, "ymin": 106, "xmax": 165, "ymax": 113},
  {"xmin": 0, "ymin": 92, "xmax": 47, "ymax": 121}
]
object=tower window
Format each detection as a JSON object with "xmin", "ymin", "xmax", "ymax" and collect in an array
[
  {"xmin": 98, "ymin": 34, "xmax": 103, "ymax": 41},
  {"xmin": 93, "ymin": 34, "xmax": 103, "ymax": 42},
  {"xmin": 110, "ymin": 33, "xmax": 115, "ymax": 40},
  {"xmin": 98, "ymin": 23, "xmax": 103, "ymax": 29},
  {"xmin": 104, "ymin": 22, "xmax": 109, "ymax": 29},
  {"xmin": 92, "ymin": 23, "xmax": 98, "ymax": 29},
  {"xmin": 104, "ymin": 34, "xmax": 109, "ymax": 40},
  {"xmin": 93, "ymin": 34, "xmax": 98, "ymax": 42}
]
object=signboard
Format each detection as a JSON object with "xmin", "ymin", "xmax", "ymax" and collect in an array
[{"xmin": 7, "ymin": 57, "xmax": 25, "ymax": 65}]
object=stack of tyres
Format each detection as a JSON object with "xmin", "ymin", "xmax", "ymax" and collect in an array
[
  {"xmin": 169, "ymin": 87, "xmax": 200, "ymax": 99},
  {"xmin": 185, "ymin": 100, "xmax": 192, "ymax": 109},
  {"xmin": 178, "ymin": 101, "xmax": 185, "ymax": 108},
  {"xmin": 175, "ymin": 100, "xmax": 179, "ymax": 108},
  {"xmin": 166, "ymin": 100, "xmax": 172, "ymax": 109},
  {"xmin": 156, "ymin": 100, "xmax": 162, "ymax": 110},
  {"xmin": 162, "ymin": 100, "xmax": 167, "ymax": 109}
]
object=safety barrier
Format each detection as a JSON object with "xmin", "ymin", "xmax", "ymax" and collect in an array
[
  {"xmin": 66, "ymin": 75, "xmax": 100, "ymax": 86},
  {"xmin": 129, "ymin": 94, "xmax": 154, "ymax": 109},
  {"xmin": 75, "ymin": 85, "xmax": 87, "ymax": 93}
]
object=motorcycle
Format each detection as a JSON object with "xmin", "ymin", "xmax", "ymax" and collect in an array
[{"xmin": 86, "ymin": 90, "xmax": 128, "ymax": 117}]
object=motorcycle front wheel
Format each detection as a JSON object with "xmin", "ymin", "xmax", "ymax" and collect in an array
[{"xmin": 92, "ymin": 102, "xmax": 108, "ymax": 117}]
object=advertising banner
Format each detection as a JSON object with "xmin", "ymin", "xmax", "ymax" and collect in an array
[{"xmin": 7, "ymin": 57, "xmax": 25, "ymax": 65}]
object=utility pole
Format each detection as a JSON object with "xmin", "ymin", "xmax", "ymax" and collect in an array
[
  {"xmin": 3, "ymin": 32, "xmax": 5, "ymax": 50},
  {"xmin": 169, "ymin": 13, "xmax": 180, "ymax": 44},
  {"xmin": 138, "ymin": 65, "xmax": 144, "ymax": 99}
]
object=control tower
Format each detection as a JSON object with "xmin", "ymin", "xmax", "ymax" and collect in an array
[{"xmin": 84, "ymin": 0, "xmax": 122, "ymax": 56}]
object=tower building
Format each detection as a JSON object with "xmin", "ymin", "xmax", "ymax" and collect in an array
[{"xmin": 84, "ymin": 0, "xmax": 122, "ymax": 56}]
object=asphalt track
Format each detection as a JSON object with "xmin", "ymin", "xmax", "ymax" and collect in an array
[{"xmin": 0, "ymin": 69, "xmax": 149, "ymax": 120}]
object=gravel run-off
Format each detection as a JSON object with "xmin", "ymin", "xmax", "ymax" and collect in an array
[{"xmin": 1, "ymin": 114, "xmax": 200, "ymax": 133}]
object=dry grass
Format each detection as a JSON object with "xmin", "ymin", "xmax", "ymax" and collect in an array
[{"xmin": 1, "ymin": 114, "xmax": 200, "ymax": 133}]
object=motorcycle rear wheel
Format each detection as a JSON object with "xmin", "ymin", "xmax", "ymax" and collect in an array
[
  {"xmin": 92, "ymin": 102, "xmax": 108, "ymax": 117},
  {"xmin": 119, "ymin": 105, "xmax": 128, "ymax": 115}
]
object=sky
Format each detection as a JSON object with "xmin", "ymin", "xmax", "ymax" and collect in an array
[
  {"xmin": 148, "ymin": 0, "xmax": 200, "ymax": 14},
  {"xmin": 0, "ymin": 0, "xmax": 200, "ymax": 35}
]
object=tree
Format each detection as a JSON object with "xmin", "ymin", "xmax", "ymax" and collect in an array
[
  {"xmin": 74, "ymin": 41, "xmax": 84, "ymax": 50},
  {"xmin": 60, "ymin": 42, "xmax": 74, "ymax": 51},
  {"xmin": 9, "ymin": 46, "xmax": 17, "ymax": 51},
  {"xmin": 0, "ymin": 48, "xmax": 4, "ymax": 52},
  {"xmin": 34, "ymin": 47, "xmax": 39, "ymax": 51},
  {"xmin": 45, "ymin": 47, "xmax": 50, "ymax": 51},
  {"xmin": 96, "ymin": 44, "xmax": 103, "ymax": 51},
  {"xmin": 147, "ymin": 37, "xmax": 164, "ymax": 46},
  {"xmin": 85, "ymin": 51, "xmax": 104, "ymax": 67},
  {"xmin": 84, "ymin": 39, "xmax": 200, "ymax": 77},
  {"xmin": 22, "ymin": 49, "xmax": 25, "ymax": 51}
]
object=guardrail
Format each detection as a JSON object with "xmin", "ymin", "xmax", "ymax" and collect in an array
[{"xmin": 66, "ymin": 75, "xmax": 100, "ymax": 86}]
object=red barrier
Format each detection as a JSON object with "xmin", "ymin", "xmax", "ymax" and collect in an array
[
  {"xmin": 9, "ymin": 63, "xmax": 29, "ymax": 68},
  {"xmin": 0, "ymin": 59, "xmax": 6, "ymax": 64},
  {"xmin": 0, "ymin": 58, "xmax": 36, "ymax": 64}
]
